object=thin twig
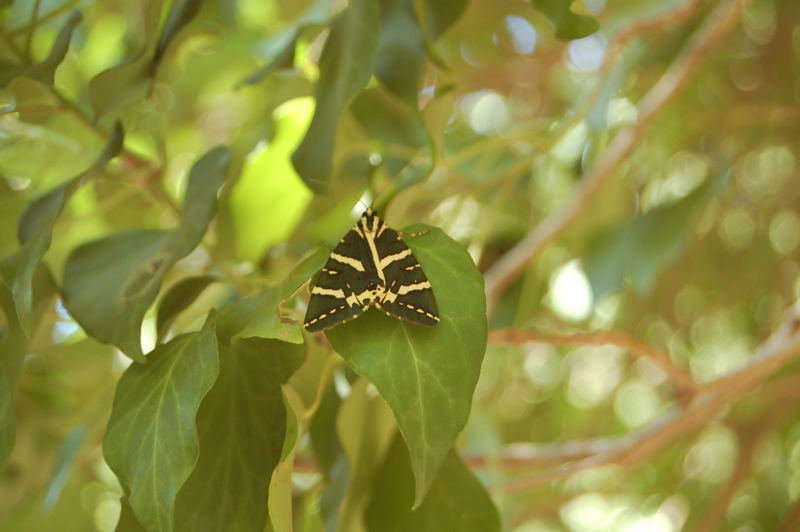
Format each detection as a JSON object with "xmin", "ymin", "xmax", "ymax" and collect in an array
[
  {"xmin": 483, "ymin": 0, "xmax": 750, "ymax": 316},
  {"xmin": 489, "ymin": 328, "xmax": 696, "ymax": 399}
]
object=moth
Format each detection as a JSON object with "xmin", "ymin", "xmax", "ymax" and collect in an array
[{"xmin": 303, "ymin": 208, "xmax": 439, "ymax": 332}]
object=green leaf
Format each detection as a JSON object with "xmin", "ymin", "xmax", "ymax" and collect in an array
[
  {"xmin": 586, "ymin": 168, "xmax": 731, "ymax": 299},
  {"xmin": 364, "ymin": 436, "xmax": 501, "ymax": 532},
  {"xmin": 292, "ymin": 0, "xmax": 380, "ymax": 192},
  {"xmin": 156, "ymin": 275, "xmax": 219, "ymax": 342},
  {"xmin": 27, "ymin": 10, "xmax": 83, "ymax": 86},
  {"xmin": 0, "ymin": 123, "xmax": 123, "ymax": 335},
  {"xmin": 104, "ymin": 315, "xmax": 219, "ymax": 532},
  {"xmin": 268, "ymin": 385, "xmax": 305, "ymax": 532},
  {"xmin": 375, "ymin": 0, "xmax": 425, "ymax": 105},
  {"xmin": 44, "ymin": 425, "xmax": 88, "ymax": 509},
  {"xmin": 531, "ymin": 0, "xmax": 599, "ymax": 40},
  {"xmin": 174, "ymin": 338, "xmax": 305, "ymax": 532},
  {"xmin": 62, "ymin": 147, "xmax": 231, "ymax": 360},
  {"xmin": 350, "ymin": 87, "xmax": 432, "ymax": 187},
  {"xmin": 416, "ymin": 0, "xmax": 468, "ymax": 39},
  {"xmin": 117, "ymin": 499, "xmax": 148, "ymax": 532},
  {"xmin": 152, "ymin": 0, "xmax": 204, "ymax": 68},
  {"xmin": 0, "ymin": 366, "xmax": 14, "ymax": 471},
  {"xmin": 0, "ymin": 268, "xmax": 56, "ymax": 469},
  {"xmin": 88, "ymin": 0, "xmax": 164, "ymax": 119},
  {"xmin": 326, "ymin": 226, "xmax": 487, "ymax": 506},
  {"xmin": 334, "ymin": 378, "xmax": 396, "ymax": 532}
]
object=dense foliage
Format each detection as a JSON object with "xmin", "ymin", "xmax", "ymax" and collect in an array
[{"xmin": 2, "ymin": 0, "xmax": 800, "ymax": 531}]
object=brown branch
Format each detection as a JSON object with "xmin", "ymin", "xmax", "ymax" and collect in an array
[
  {"xmin": 498, "ymin": 301, "xmax": 800, "ymax": 493},
  {"xmin": 489, "ymin": 328, "xmax": 696, "ymax": 399},
  {"xmin": 483, "ymin": 0, "xmax": 750, "ymax": 316}
]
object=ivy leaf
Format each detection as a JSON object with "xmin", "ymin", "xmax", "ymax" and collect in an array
[
  {"xmin": 89, "ymin": 0, "xmax": 199, "ymax": 119},
  {"xmin": 586, "ymin": 168, "xmax": 730, "ymax": 299},
  {"xmin": 104, "ymin": 314, "xmax": 219, "ymax": 532},
  {"xmin": 0, "ymin": 367, "xmax": 14, "ymax": 471},
  {"xmin": 28, "ymin": 10, "xmax": 83, "ymax": 86},
  {"xmin": 326, "ymin": 226, "xmax": 487, "ymax": 506},
  {"xmin": 267, "ymin": 386, "xmax": 305, "ymax": 532},
  {"xmin": 375, "ymin": 0, "xmax": 425, "ymax": 105},
  {"xmin": 334, "ymin": 378, "xmax": 396, "ymax": 532},
  {"xmin": 416, "ymin": 0, "xmax": 469, "ymax": 39},
  {"xmin": 0, "ymin": 267, "xmax": 57, "ymax": 470},
  {"xmin": 365, "ymin": 436, "xmax": 501, "ymax": 531},
  {"xmin": 0, "ymin": 123, "xmax": 123, "ymax": 335},
  {"xmin": 62, "ymin": 147, "xmax": 230, "ymax": 360},
  {"xmin": 174, "ymin": 338, "xmax": 305, "ymax": 532},
  {"xmin": 156, "ymin": 275, "xmax": 219, "ymax": 342},
  {"xmin": 531, "ymin": 0, "xmax": 599, "ymax": 40},
  {"xmin": 292, "ymin": 0, "xmax": 380, "ymax": 192}
]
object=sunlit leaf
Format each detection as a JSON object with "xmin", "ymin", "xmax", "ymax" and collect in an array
[
  {"xmin": 586, "ymin": 168, "xmax": 731, "ymax": 299},
  {"xmin": 327, "ymin": 226, "xmax": 487, "ymax": 506},
  {"xmin": 292, "ymin": 0, "xmax": 380, "ymax": 192},
  {"xmin": 62, "ymin": 147, "xmax": 231, "ymax": 360},
  {"xmin": 173, "ymin": 338, "xmax": 305, "ymax": 532},
  {"xmin": 104, "ymin": 315, "xmax": 219, "ymax": 532},
  {"xmin": 364, "ymin": 436, "xmax": 501, "ymax": 532},
  {"xmin": 531, "ymin": 0, "xmax": 599, "ymax": 40},
  {"xmin": 0, "ymin": 123, "xmax": 123, "ymax": 335}
]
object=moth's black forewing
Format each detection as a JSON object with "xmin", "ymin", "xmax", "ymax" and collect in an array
[{"xmin": 303, "ymin": 209, "xmax": 439, "ymax": 331}]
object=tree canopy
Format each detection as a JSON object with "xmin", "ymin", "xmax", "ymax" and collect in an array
[{"xmin": 2, "ymin": 0, "xmax": 800, "ymax": 531}]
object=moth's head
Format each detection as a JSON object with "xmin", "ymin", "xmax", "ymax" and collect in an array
[{"xmin": 360, "ymin": 208, "xmax": 381, "ymax": 235}]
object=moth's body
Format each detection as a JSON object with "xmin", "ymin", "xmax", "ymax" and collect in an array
[{"xmin": 304, "ymin": 208, "xmax": 439, "ymax": 332}]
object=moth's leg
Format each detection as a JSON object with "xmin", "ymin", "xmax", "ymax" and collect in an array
[{"xmin": 279, "ymin": 279, "xmax": 309, "ymax": 324}]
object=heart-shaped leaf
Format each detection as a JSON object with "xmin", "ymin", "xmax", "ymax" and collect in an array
[
  {"xmin": 104, "ymin": 315, "xmax": 219, "ymax": 532},
  {"xmin": 326, "ymin": 226, "xmax": 487, "ymax": 506},
  {"xmin": 365, "ymin": 435, "xmax": 501, "ymax": 531},
  {"xmin": 62, "ymin": 147, "xmax": 231, "ymax": 360}
]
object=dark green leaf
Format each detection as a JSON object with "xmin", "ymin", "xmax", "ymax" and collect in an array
[
  {"xmin": 238, "ymin": 30, "xmax": 301, "ymax": 87},
  {"xmin": 531, "ymin": 0, "xmax": 599, "ymax": 40},
  {"xmin": 0, "ymin": 366, "xmax": 14, "ymax": 471},
  {"xmin": 117, "ymin": 499, "xmax": 148, "ymax": 532},
  {"xmin": 586, "ymin": 168, "xmax": 731, "ymax": 299},
  {"xmin": 365, "ymin": 436, "xmax": 501, "ymax": 532},
  {"xmin": 44, "ymin": 425, "xmax": 88, "ymax": 510},
  {"xmin": 28, "ymin": 10, "xmax": 83, "ymax": 86},
  {"xmin": 417, "ymin": 0, "xmax": 468, "ymax": 39},
  {"xmin": 268, "ymin": 386, "xmax": 304, "ymax": 532},
  {"xmin": 292, "ymin": 0, "xmax": 380, "ymax": 192},
  {"xmin": 62, "ymin": 147, "xmax": 230, "ymax": 360},
  {"xmin": 156, "ymin": 275, "xmax": 219, "ymax": 342},
  {"xmin": 152, "ymin": 0, "xmax": 204, "ymax": 69},
  {"xmin": 104, "ymin": 315, "xmax": 219, "ymax": 532},
  {"xmin": 375, "ymin": 0, "xmax": 424, "ymax": 105},
  {"xmin": 174, "ymin": 338, "xmax": 305, "ymax": 532},
  {"xmin": 0, "ymin": 267, "xmax": 55, "ymax": 470},
  {"xmin": 334, "ymin": 378, "xmax": 395, "ymax": 531},
  {"xmin": 0, "ymin": 123, "xmax": 123, "ymax": 335},
  {"xmin": 326, "ymin": 226, "xmax": 487, "ymax": 506},
  {"xmin": 309, "ymin": 380, "xmax": 349, "ymax": 531},
  {"xmin": 350, "ymin": 86, "xmax": 432, "ymax": 186}
]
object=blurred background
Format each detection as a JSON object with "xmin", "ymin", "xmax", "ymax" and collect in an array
[{"xmin": 2, "ymin": 0, "xmax": 800, "ymax": 530}]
